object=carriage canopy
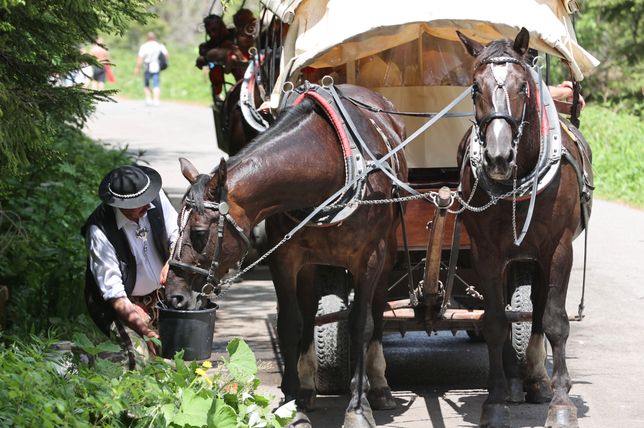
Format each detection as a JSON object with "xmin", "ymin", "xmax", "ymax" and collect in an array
[
  {"xmin": 264, "ymin": 0, "xmax": 599, "ymax": 83},
  {"xmin": 261, "ymin": 0, "xmax": 599, "ymax": 168}
]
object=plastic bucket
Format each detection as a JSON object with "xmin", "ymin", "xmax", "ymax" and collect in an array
[{"xmin": 158, "ymin": 302, "xmax": 217, "ymax": 361}]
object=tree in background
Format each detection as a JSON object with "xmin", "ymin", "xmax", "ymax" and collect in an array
[
  {"xmin": 0, "ymin": 0, "xmax": 154, "ymax": 175},
  {"xmin": 577, "ymin": 0, "xmax": 643, "ymax": 113}
]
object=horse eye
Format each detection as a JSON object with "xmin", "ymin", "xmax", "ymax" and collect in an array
[
  {"xmin": 520, "ymin": 82, "xmax": 528, "ymax": 95},
  {"xmin": 190, "ymin": 229, "xmax": 209, "ymax": 253}
]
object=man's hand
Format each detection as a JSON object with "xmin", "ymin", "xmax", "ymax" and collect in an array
[
  {"xmin": 144, "ymin": 330, "xmax": 160, "ymax": 356},
  {"xmin": 110, "ymin": 297, "xmax": 158, "ymax": 352}
]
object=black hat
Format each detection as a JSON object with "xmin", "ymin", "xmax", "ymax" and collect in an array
[{"xmin": 98, "ymin": 165, "xmax": 162, "ymax": 209}]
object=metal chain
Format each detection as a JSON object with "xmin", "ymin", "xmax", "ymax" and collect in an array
[{"xmin": 206, "ymin": 234, "xmax": 291, "ymax": 300}]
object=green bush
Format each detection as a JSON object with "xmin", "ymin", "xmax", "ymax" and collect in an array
[
  {"xmin": 580, "ymin": 104, "xmax": 644, "ymax": 207},
  {"xmin": 0, "ymin": 335, "xmax": 295, "ymax": 427},
  {"xmin": 0, "ymin": 125, "xmax": 132, "ymax": 332}
]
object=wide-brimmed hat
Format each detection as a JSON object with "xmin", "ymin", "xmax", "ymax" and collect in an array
[{"xmin": 98, "ymin": 165, "xmax": 162, "ymax": 209}]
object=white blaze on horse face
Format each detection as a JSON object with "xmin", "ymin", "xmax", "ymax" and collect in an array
[
  {"xmin": 297, "ymin": 344, "xmax": 317, "ymax": 391},
  {"xmin": 491, "ymin": 63, "xmax": 510, "ymax": 142},
  {"xmin": 366, "ymin": 341, "xmax": 389, "ymax": 389}
]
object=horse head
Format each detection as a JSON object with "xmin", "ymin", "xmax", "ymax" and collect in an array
[
  {"xmin": 458, "ymin": 27, "xmax": 539, "ymax": 182},
  {"xmin": 164, "ymin": 157, "xmax": 250, "ymax": 310}
]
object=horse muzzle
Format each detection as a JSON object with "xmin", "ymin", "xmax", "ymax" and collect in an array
[
  {"xmin": 164, "ymin": 272, "xmax": 202, "ymax": 310},
  {"xmin": 483, "ymin": 147, "xmax": 516, "ymax": 181}
]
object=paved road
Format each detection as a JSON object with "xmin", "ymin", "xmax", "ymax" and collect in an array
[{"xmin": 85, "ymin": 99, "xmax": 644, "ymax": 427}]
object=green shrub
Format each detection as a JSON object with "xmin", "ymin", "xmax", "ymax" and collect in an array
[
  {"xmin": 0, "ymin": 335, "xmax": 295, "ymax": 427},
  {"xmin": 580, "ymin": 104, "xmax": 644, "ymax": 207},
  {"xmin": 0, "ymin": 125, "xmax": 132, "ymax": 332}
]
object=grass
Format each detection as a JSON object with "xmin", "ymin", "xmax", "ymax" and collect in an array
[
  {"xmin": 103, "ymin": 46, "xmax": 644, "ymax": 208},
  {"xmin": 580, "ymin": 105, "xmax": 644, "ymax": 208}
]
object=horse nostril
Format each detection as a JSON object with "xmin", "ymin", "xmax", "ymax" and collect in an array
[
  {"xmin": 169, "ymin": 295, "xmax": 185, "ymax": 309},
  {"xmin": 483, "ymin": 150, "xmax": 493, "ymax": 166}
]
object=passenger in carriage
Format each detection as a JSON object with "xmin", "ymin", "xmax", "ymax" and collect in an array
[
  {"xmin": 228, "ymin": 8, "xmax": 258, "ymax": 81},
  {"xmin": 196, "ymin": 14, "xmax": 234, "ymax": 99}
]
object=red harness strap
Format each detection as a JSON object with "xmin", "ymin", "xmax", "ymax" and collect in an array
[{"xmin": 292, "ymin": 90, "xmax": 353, "ymax": 159}]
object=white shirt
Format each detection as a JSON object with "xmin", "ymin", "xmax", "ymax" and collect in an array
[
  {"xmin": 138, "ymin": 40, "xmax": 168, "ymax": 74},
  {"xmin": 87, "ymin": 192, "xmax": 179, "ymax": 300}
]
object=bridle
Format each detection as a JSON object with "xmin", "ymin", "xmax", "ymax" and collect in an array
[
  {"xmin": 168, "ymin": 187, "xmax": 250, "ymax": 296},
  {"xmin": 473, "ymin": 56, "xmax": 529, "ymax": 150}
]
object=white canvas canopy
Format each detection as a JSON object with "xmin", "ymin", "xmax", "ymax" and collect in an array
[
  {"xmin": 261, "ymin": 0, "xmax": 600, "ymax": 168},
  {"xmin": 264, "ymin": 0, "xmax": 599, "ymax": 82}
]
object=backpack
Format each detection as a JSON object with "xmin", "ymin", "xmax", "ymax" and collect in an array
[{"xmin": 158, "ymin": 51, "xmax": 168, "ymax": 71}]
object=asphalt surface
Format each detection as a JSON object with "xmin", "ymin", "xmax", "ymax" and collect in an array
[{"xmin": 85, "ymin": 98, "xmax": 644, "ymax": 427}]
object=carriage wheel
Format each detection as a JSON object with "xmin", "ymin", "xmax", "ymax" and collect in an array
[
  {"xmin": 509, "ymin": 270, "xmax": 533, "ymax": 368},
  {"xmin": 314, "ymin": 267, "xmax": 351, "ymax": 394}
]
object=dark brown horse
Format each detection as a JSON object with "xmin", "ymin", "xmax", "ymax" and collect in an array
[
  {"xmin": 164, "ymin": 84, "xmax": 408, "ymax": 427},
  {"xmin": 456, "ymin": 29, "xmax": 593, "ymax": 427}
]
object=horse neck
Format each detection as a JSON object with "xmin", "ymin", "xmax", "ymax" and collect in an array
[
  {"xmin": 515, "ymin": 80, "xmax": 543, "ymax": 178},
  {"xmin": 226, "ymin": 114, "xmax": 345, "ymax": 228}
]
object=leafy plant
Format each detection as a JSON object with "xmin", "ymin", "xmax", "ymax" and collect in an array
[
  {"xmin": 0, "ymin": 334, "xmax": 295, "ymax": 427},
  {"xmin": 0, "ymin": 125, "xmax": 132, "ymax": 332}
]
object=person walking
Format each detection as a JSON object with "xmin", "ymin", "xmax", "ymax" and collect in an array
[
  {"xmin": 134, "ymin": 32, "xmax": 169, "ymax": 106},
  {"xmin": 82, "ymin": 165, "xmax": 178, "ymax": 368},
  {"xmin": 88, "ymin": 37, "xmax": 110, "ymax": 90}
]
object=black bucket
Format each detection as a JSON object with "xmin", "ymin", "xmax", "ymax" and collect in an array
[{"xmin": 158, "ymin": 302, "xmax": 217, "ymax": 361}]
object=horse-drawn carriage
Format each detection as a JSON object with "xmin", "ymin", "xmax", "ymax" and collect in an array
[{"xmin": 170, "ymin": 1, "xmax": 598, "ymax": 426}]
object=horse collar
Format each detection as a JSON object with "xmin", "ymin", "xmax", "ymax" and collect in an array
[{"xmin": 283, "ymin": 83, "xmax": 369, "ymax": 226}]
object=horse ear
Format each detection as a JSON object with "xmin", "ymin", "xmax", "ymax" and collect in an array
[
  {"xmin": 457, "ymin": 31, "xmax": 483, "ymax": 57},
  {"xmin": 207, "ymin": 158, "xmax": 227, "ymax": 200},
  {"xmin": 513, "ymin": 27, "xmax": 530, "ymax": 56},
  {"xmin": 216, "ymin": 157, "xmax": 227, "ymax": 188},
  {"xmin": 180, "ymin": 157, "xmax": 200, "ymax": 184}
]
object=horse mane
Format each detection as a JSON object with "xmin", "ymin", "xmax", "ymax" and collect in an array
[
  {"xmin": 185, "ymin": 173, "xmax": 212, "ymax": 213},
  {"xmin": 228, "ymin": 98, "xmax": 316, "ymax": 167}
]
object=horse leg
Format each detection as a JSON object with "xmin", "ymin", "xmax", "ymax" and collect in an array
[
  {"xmin": 503, "ymin": 333, "xmax": 525, "ymax": 403},
  {"xmin": 269, "ymin": 258, "xmax": 303, "ymax": 405},
  {"xmin": 295, "ymin": 264, "xmax": 319, "ymax": 410},
  {"xmin": 524, "ymin": 280, "xmax": 553, "ymax": 403},
  {"xmin": 343, "ymin": 245, "xmax": 385, "ymax": 428},
  {"xmin": 543, "ymin": 239, "xmax": 578, "ymax": 428},
  {"xmin": 366, "ymin": 257, "xmax": 396, "ymax": 410},
  {"xmin": 480, "ymin": 271, "xmax": 512, "ymax": 428}
]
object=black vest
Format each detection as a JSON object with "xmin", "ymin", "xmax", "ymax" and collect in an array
[{"xmin": 81, "ymin": 196, "xmax": 169, "ymax": 335}]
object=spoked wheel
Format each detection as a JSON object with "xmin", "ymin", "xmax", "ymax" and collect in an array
[
  {"xmin": 509, "ymin": 268, "xmax": 534, "ymax": 368},
  {"xmin": 314, "ymin": 267, "xmax": 351, "ymax": 394}
]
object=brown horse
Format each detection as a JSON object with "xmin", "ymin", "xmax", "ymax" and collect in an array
[
  {"xmin": 164, "ymin": 84, "xmax": 408, "ymax": 427},
  {"xmin": 456, "ymin": 29, "xmax": 593, "ymax": 427}
]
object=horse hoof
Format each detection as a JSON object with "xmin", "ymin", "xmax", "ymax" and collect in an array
[
  {"xmin": 545, "ymin": 405, "xmax": 578, "ymax": 428},
  {"xmin": 296, "ymin": 389, "xmax": 316, "ymax": 411},
  {"xmin": 367, "ymin": 386, "xmax": 396, "ymax": 410},
  {"xmin": 525, "ymin": 379, "xmax": 554, "ymax": 403},
  {"xmin": 506, "ymin": 377, "xmax": 525, "ymax": 403},
  {"xmin": 343, "ymin": 407, "xmax": 376, "ymax": 428},
  {"xmin": 480, "ymin": 403, "xmax": 511, "ymax": 428},
  {"xmin": 287, "ymin": 411, "xmax": 312, "ymax": 428}
]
